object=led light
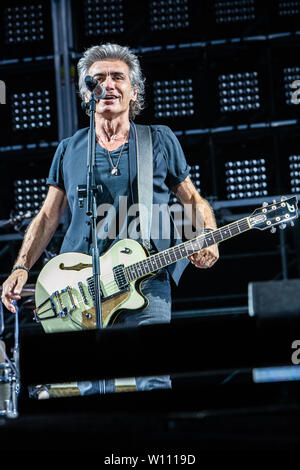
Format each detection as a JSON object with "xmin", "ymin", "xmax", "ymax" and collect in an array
[
  {"xmin": 4, "ymin": 3, "xmax": 45, "ymax": 45},
  {"xmin": 218, "ymin": 71, "xmax": 260, "ymax": 113},
  {"xmin": 84, "ymin": 0, "xmax": 124, "ymax": 36},
  {"xmin": 289, "ymin": 155, "xmax": 300, "ymax": 193},
  {"xmin": 225, "ymin": 158, "xmax": 268, "ymax": 199},
  {"xmin": 14, "ymin": 177, "xmax": 47, "ymax": 216},
  {"xmin": 11, "ymin": 90, "xmax": 52, "ymax": 131},
  {"xmin": 277, "ymin": 0, "xmax": 300, "ymax": 16},
  {"xmin": 150, "ymin": 0, "xmax": 190, "ymax": 31},
  {"xmin": 214, "ymin": 0, "xmax": 256, "ymax": 24},
  {"xmin": 154, "ymin": 79, "xmax": 194, "ymax": 118}
]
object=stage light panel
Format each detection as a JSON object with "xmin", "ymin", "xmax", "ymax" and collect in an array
[
  {"xmin": 269, "ymin": 0, "xmax": 300, "ymax": 33},
  {"xmin": 289, "ymin": 155, "xmax": 300, "ymax": 194},
  {"xmin": 149, "ymin": 0, "xmax": 190, "ymax": 32},
  {"xmin": 4, "ymin": 3, "xmax": 45, "ymax": 45},
  {"xmin": 204, "ymin": 0, "xmax": 266, "ymax": 40},
  {"xmin": 218, "ymin": 71, "xmax": 261, "ymax": 114},
  {"xmin": 214, "ymin": 0, "xmax": 256, "ymax": 24},
  {"xmin": 14, "ymin": 177, "xmax": 47, "ymax": 217},
  {"xmin": 208, "ymin": 46, "xmax": 268, "ymax": 127},
  {"xmin": 133, "ymin": 51, "xmax": 208, "ymax": 130},
  {"xmin": 225, "ymin": 158, "xmax": 268, "ymax": 200},
  {"xmin": 0, "ymin": 0, "xmax": 53, "ymax": 59},
  {"xmin": 154, "ymin": 78, "xmax": 194, "ymax": 119},
  {"xmin": 11, "ymin": 90, "xmax": 52, "ymax": 132},
  {"xmin": 0, "ymin": 63, "xmax": 58, "ymax": 146},
  {"xmin": 212, "ymin": 132, "xmax": 278, "ymax": 201},
  {"xmin": 277, "ymin": 0, "xmax": 300, "ymax": 16},
  {"xmin": 83, "ymin": 0, "xmax": 124, "ymax": 37}
]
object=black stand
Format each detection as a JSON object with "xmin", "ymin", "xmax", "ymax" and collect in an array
[
  {"xmin": 77, "ymin": 78, "xmax": 108, "ymax": 395},
  {"xmin": 77, "ymin": 91, "xmax": 103, "ymax": 331}
]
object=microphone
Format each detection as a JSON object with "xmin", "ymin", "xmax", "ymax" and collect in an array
[{"xmin": 85, "ymin": 75, "xmax": 107, "ymax": 99}]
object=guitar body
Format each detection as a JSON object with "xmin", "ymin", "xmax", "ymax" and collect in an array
[{"xmin": 35, "ymin": 239, "xmax": 151, "ymax": 334}]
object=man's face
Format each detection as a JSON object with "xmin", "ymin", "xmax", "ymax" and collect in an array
[{"xmin": 86, "ymin": 59, "xmax": 137, "ymax": 118}]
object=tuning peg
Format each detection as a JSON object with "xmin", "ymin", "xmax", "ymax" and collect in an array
[
  {"xmin": 281, "ymin": 196, "xmax": 287, "ymax": 201},
  {"xmin": 291, "ymin": 221, "xmax": 295, "ymax": 227},
  {"xmin": 279, "ymin": 223, "xmax": 287, "ymax": 230},
  {"xmin": 270, "ymin": 227, "xmax": 276, "ymax": 233},
  {"xmin": 262, "ymin": 201, "xmax": 268, "ymax": 207},
  {"xmin": 272, "ymin": 199, "xmax": 277, "ymax": 204}
]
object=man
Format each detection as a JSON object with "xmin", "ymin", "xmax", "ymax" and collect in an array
[{"xmin": 1, "ymin": 43, "xmax": 219, "ymax": 394}]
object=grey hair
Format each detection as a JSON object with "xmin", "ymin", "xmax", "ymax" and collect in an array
[{"xmin": 77, "ymin": 43, "xmax": 145, "ymax": 120}]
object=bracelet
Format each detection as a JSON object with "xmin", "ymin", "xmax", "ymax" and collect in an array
[{"xmin": 11, "ymin": 266, "xmax": 29, "ymax": 274}]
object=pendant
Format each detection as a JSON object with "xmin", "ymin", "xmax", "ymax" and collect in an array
[{"xmin": 111, "ymin": 167, "xmax": 119, "ymax": 176}]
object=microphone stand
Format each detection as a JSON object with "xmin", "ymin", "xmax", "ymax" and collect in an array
[{"xmin": 77, "ymin": 89, "xmax": 105, "ymax": 393}]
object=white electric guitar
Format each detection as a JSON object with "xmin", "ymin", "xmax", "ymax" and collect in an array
[{"xmin": 34, "ymin": 196, "xmax": 298, "ymax": 334}]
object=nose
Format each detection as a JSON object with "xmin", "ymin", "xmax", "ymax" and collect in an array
[{"xmin": 102, "ymin": 74, "xmax": 114, "ymax": 90}]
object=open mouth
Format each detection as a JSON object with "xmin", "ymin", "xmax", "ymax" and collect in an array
[{"xmin": 104, "ymin": 95, "xmax": 118, "ymax": 101}]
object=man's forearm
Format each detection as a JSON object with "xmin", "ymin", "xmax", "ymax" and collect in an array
[
  {"xmin": 187, "ymin": 193, "xmax": 217, "ymax": 233},
  {"xmin": 14, "ymin": 212, "xmax": 59, "ymax": 270},
  {"xmin": 198, "ymin": 197, "xmax": 217, "ymax": 230},
  {"xmin": 173, "ymin": 177, "xmax": 217, "ymax": 233}
]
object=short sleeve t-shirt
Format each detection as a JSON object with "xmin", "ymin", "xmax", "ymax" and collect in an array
[{"xmin": 47, "ymin": 125, "xmax": 191, "ymax": 257}]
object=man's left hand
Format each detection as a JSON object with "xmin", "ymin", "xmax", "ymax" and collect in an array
[{"xmin": 188, "ymin": 244, "xmax": 219, "ymax": 269}]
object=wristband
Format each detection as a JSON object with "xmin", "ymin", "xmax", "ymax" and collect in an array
[{"xmin": 11, "ymin": 266, "xmax": 29, "ymax": 274}]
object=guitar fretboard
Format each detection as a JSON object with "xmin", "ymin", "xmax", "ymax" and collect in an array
[{"xmin": 125, "ymin": 217, "xmax": 251, "ymax": 282}]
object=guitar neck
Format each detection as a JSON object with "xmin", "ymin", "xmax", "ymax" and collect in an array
[{"xmin": 125, "ymin": 216, "xmax": 251, "ymax": 282}]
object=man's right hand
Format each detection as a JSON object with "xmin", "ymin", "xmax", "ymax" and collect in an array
[{"xmin": 1, "ymin": 270, "xmax": 28, "ymax": 313}]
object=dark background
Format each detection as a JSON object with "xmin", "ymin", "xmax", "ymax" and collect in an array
[{"xmin": 0, "ymin": 0, "xmax": 300, "ymax": 332}]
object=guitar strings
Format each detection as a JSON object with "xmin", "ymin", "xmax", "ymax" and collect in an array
[{"xmin": 125, "ymin": 218, "xmax": 250, "ymax": 281}]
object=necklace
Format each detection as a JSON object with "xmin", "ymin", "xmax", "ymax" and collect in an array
[
  {"xmin": 106, "ymin": 142, "xmax": 126, "ymax": 176},
  {"xmin": 97, "ymin": 134, "xmax": 127, "ymax": 176}
]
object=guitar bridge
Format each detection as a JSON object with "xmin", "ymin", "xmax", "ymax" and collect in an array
[{"xmin": 34, "ymin": 286, "xmax": 76, "ymax": 322}]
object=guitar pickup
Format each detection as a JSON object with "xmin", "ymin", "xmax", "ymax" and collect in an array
[
  {"xmin": 113, "ymin": 264, "xmax": 129, "ymax": 290},
  {"xmin": 78, "ymin": 281, "xmax": 89, "ymax": 305}
]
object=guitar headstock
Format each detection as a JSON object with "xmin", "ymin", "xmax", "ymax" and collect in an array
[{"xmin": 249, "ymin": 196, "xmax": 298, "ymax": 231}]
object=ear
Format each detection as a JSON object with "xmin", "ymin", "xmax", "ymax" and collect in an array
[{"xmin": 131, "ymin": 88, "xmax": 137, "ymax": 101}]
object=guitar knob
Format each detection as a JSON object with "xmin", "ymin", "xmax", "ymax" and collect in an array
[
  {"xmin": 279, "ymin": 223, "xmax": 287, "ymax": 230},
  {"xmin": 270, "ymin": 227, "xmax": 276, "ymax": 233}
]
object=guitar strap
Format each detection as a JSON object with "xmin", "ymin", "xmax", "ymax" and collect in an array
[{"xmin": 133, "ymin": 124, "xmax": 153, "ymax": 250}]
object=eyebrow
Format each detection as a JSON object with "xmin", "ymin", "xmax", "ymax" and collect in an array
[{"xmin": 93, "ymin": 71, "xmax": 127, "ymax": 78}]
